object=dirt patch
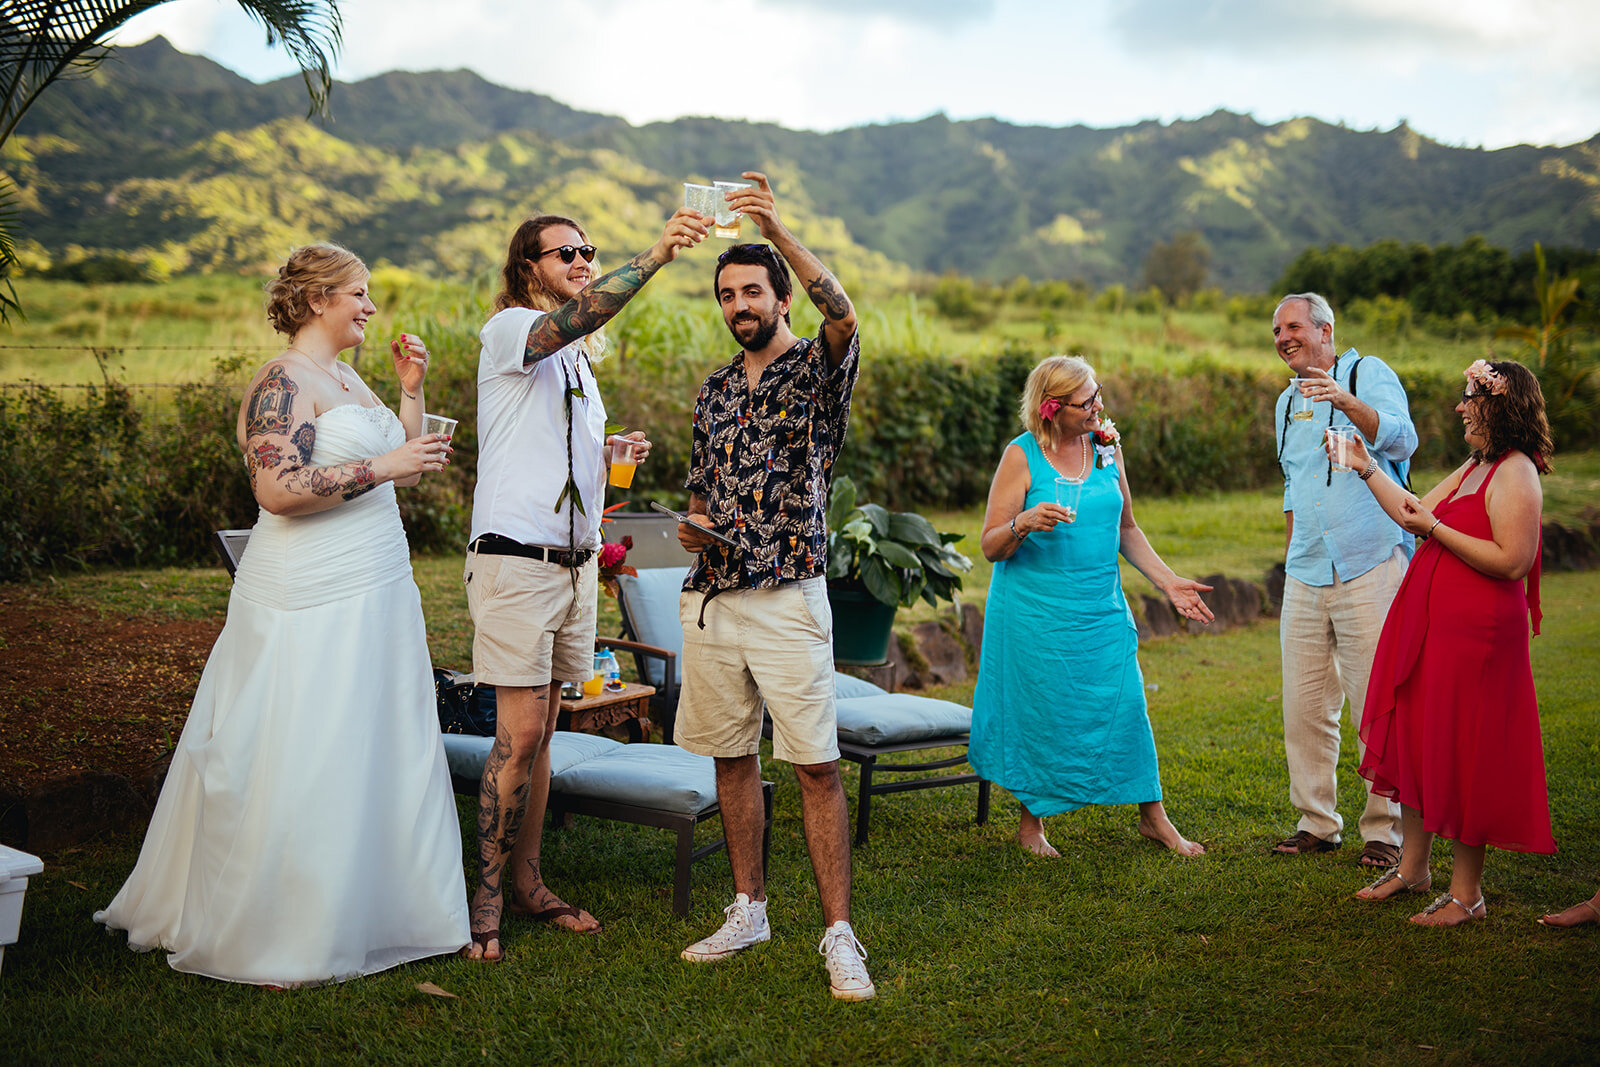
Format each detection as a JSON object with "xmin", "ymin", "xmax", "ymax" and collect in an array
[{"xmin": 0, "ymin": 586, "xmax": 220, "ymax": 793}]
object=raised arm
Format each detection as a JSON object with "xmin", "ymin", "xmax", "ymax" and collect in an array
[
  {"xmin": 729, "ymin": 171, "xmax": 857, "ymax": 361},
  {"xmin": 236, "ymin": 363, "xmax": 445, "ymax": 517},
  {"xmin": 524, "ymin": 210, "xmax": 709, "ymax": 366},
  {"xmin": 1302, "ymin": 360, "xmax": 1417, "ymax": 462}
]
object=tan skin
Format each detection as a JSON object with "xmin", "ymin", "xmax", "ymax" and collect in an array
[
  {"xmin": 237, "ymin": 274, "xmax": 450, "ymax": 515},
  {"xmin": 673, "ymin": 173, "xmax": 861, "ymax": 925},
  {"xmin": 1344, "ymin": 385, "xmax": 1543, "ymax": 925},
  {"xmin": 464, "ymin": 212, "xmax": 708, "ymax": 959},
  {"xmin": 979, "ymin": 376, "xmax": 1213, "ymax": 858}
]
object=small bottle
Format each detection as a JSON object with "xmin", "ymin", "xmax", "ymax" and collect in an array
[{"xmin": 602, "ymin": 648, "xmax": 622, "ymax": 691}]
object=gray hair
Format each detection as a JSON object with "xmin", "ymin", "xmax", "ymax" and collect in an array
[{"xmin": 1276, "ymin": 292, "xmax": 1335, "ymax": 340}]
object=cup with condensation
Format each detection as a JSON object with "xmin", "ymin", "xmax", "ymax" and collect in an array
[
  {"xmin": 608, "ymin": 437, "xmax": 638, "ymax": 489},
  {"xmin": 684, "ymin": 182, "xmax": 719, "ymax": 223},
  {"xmin": 713, "ymin": 180, "xmax": 753, "ymax": 239}
]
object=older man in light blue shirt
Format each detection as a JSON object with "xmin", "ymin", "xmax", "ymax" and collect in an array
[{"xmin": 1269, "ymin": 292, "xmax": 1416, "ymax": 867}]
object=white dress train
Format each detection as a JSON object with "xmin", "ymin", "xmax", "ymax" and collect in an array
[{"xmin": 96, "ymin": 403, "xmax": 469, "ymax": 985}]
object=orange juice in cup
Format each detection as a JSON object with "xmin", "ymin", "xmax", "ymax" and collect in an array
[{"xmin": 608, "ymin": 438, "xmax": 637, "ymax": 489}]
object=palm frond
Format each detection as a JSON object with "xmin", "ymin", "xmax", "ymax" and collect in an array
[{"xmin": 0, "ymin": 172, "xmax": 21, "ymax": 325}]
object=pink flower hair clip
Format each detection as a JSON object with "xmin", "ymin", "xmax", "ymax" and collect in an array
[
  {"xmin": 1039, "ymin": 396, "xmax": 1062, "ymax": 422},
  {"xmin": 1463, "ymin": 359, "xmax": 1507, "ymax": 396}
]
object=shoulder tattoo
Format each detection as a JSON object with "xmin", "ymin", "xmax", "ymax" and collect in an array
[{"xmin": 245, "ymin": 365, "xmax": 296, "ymax": 437}]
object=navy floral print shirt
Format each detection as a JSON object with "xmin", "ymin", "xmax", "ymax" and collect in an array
[{"xmin": 684, "ymin": 328, "xmax": 860, "ymax": 593}]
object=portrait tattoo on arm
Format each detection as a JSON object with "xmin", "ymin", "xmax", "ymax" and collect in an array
[
  {"xmin": 245, "ymin": 365, "xmax": 296, "ymax": 437},
  {"xmin": 523, "ymin": 252, "xmax": 666, "ymax": 366}
]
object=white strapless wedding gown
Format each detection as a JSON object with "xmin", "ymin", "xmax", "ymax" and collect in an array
[{"xmin": 96, "ymin": 403, "xmax": 469, "ymax": 985}]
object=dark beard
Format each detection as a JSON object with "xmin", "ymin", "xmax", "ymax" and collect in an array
[{"xmin": 730, "ymin": 312, "xmax": 779, "ymax": 352}]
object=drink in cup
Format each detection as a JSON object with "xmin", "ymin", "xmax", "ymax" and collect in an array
[
  {"xmin": 1055, "ymin": 476, "xmax": 1083, "ymax": 523},
  {"xmin": 713, "ymin": 180, "xmax": 753, "ymax": 239},
  {"xmin": 1288, "ymin": 379, "xmax": 1315, "ymax": 421},
  {"xmin": 583, "ymin": 651, "xmax": 605, "ymax": 697},
  {"xmin": 1326, "ymin": 426, "xmax": 1359, "ymax": 472},
  {"xmin": 608, "ymin": 437, "xmax": 638, "ymax": 489},
  {"xmin": 422, "ymin": 413, "xmax": 458, "ymax": 440},
  {"xmin": 684, "ymin": 182, "xmax": 719, "ymax": 221}
]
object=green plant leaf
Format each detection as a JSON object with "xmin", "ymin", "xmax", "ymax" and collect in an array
[
  {"xmin": 827, "ymin": 476, "xmax": 857, "ymax": 530},
  {"xmin": 887, "ymin": 511, "xmax": 940, "ymax": 547},
  {"xmin": 860, "ymin": 555, "xmax": 903, "ymax": 607},
  {"xmin": 876, "ymin": 541, "xmax": 921, "ymax": 569},
  {"xmin": 860, "ymin": 502, "xmax": 890, "ymax": 537}
]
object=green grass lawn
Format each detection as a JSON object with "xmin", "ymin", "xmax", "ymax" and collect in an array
[{"xmin": 2, "ymin": 541, "xmax": 1597, "ymax": 1061}]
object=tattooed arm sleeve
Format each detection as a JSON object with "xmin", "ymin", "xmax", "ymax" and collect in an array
[
  {"xmin": 240, "ymin": 364, "xmax": 389, "ymax": 516},
  {"xmin": 523, "ymin": 250, "xmax": 670, "ymax": 367},
  {"xmin": 769, "ymin": 233, "xmax": 857, "ymax": 365}
]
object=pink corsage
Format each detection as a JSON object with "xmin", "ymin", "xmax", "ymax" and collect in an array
[
  {"xmin": 1039, "ymin": 396, "xmax": 1062, "ymax": 422},
  {"xmin": 1464, "ymin": 359, "xmax": 1507, "ymax": 396},
  {"xmin": 1092, "ymin": 418, "xmax": 1120, "ymax": 468}
]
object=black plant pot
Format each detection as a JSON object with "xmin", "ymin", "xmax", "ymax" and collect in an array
[{"xmin": 827, "ymin": 584, "xmax": 898, "ymax": 666}]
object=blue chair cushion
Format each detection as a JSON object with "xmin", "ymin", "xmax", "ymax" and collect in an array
[
  {"xmin": 617, "ymin": 566, "xmax": 690, "ymax": 687},
  {"xmin": 551, "ymin": 743, "xmax": 722, "ymax": 816},
  {"xmin": 834, "ymin": 694, "xmax": 973, "ymax": 747},
  {"xmin": 441, "ymin": 731, "xmax": 623, "ymax": 782},
  {"xmin": 833, "ymin": 671, "xmax": 889, "ymax": 700}
]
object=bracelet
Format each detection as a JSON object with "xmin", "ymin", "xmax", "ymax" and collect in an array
[
  {"xmin": 1358, "ymin": 456, "xmax": 1378, "ymax": 481},
  {"xmin": 1428, "ymin": 518, "xmax": 1442, "ymax": 537},
  {"xmin": 1009, "ymin": 518, "xmax": 1027, "ymax": 541}
]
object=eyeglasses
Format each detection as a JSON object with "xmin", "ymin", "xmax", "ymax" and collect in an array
[
  {"xmin": 534, "ymin": 244, "xmax": 597, "ymax": 264},
  {"xmin": 1460, "ymin": 388, "xmax": 1489, "ymax": 403},
  {"xmin": 1055, "ymin": 387, "xmax": 1102, "ymax": 412}
]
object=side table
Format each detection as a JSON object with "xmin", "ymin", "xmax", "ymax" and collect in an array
[{"xmin": 559, "ymin": 682, "xmax": 657, "ymax": 741}]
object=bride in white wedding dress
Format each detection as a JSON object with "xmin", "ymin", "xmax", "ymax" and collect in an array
[{"xmin": 96, "ymin": 244, "xmax": 470, "ymax": 985}]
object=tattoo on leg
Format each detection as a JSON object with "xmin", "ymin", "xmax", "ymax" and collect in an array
[{"xmin": 245, "ymin": 366, "xmax": 296, "ymax": 437}]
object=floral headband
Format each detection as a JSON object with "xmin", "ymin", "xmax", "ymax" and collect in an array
[
  {"xmin": 1039, "ymin": 396, "xmax": 1062, "ymax": 421},
  {"xmin": 1463, "ymin": 359, "xmax": 1507, "ymax": 396}
]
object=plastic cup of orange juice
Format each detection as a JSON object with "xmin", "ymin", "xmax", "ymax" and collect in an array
[{"xmin": 608, "ymin": 438, "xmax": 638, "ymax": 489}]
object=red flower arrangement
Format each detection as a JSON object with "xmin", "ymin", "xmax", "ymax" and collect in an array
[{"xmin": 598, "ymin": 502, "xmax": 636, "ymax": 599}]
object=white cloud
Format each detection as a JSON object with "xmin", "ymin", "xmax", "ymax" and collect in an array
[{"xmin": 111, "ymin": 0, "xmax": 1600, "ymax": 148}]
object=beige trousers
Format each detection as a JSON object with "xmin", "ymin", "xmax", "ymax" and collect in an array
[{"xmin": 1280, "ymin": 546, "xmax": 1406, "ymax": 845}]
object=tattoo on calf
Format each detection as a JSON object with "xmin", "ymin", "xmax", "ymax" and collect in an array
[{"xmin": 245, "ymin": 366, "xmax": 296, "ymax": 437}]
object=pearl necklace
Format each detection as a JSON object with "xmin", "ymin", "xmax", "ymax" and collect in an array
[
  {"xmin": 1046, "ymin": 434, "xmax": 1090, "ymax": 481},
  {"xmin": 287, "ymin": 347, "xmax": 349, "ymax": 391}
]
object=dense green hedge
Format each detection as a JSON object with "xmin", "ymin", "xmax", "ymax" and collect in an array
[{"xmin": 0, "ymin": 347, "xmax": 1565, "ymax": 580}]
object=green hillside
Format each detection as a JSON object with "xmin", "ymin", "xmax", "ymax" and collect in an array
[{"xmin": 5, "ymin": 37, "xmax": 1597, "ymax": 291}]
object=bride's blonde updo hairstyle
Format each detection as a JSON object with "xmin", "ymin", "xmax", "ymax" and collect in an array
[{"xmin": 265, "ymin": 243, "xmax": 368, "ymax": 336}]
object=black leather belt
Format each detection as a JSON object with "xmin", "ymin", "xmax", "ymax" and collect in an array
[{"xmin": 469, "ymin": 533, "xmax": 593, "ymax": 568}]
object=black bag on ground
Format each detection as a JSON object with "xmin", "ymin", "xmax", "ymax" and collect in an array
[{"xmin": 434, "ymin": 667, "xmax": 498, "ymax": 736}]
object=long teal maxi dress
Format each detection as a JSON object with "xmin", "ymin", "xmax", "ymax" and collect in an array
[{"xmin": 969, "ymin": 432, "xmax": 1164, "ymax": 815}]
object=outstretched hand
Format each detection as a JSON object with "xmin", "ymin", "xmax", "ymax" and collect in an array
[
  {"xmin": 391, "ymin": 333, "xmax": 429, "ymax": 396},
  {"xmin": 1164, "ymin": 577, "xmax": 1215, "ymax": 624},
  {"xmin": 652, "ymin": 208, "xmax": 711, "ymax": 263},
  {"xmin": 724, "ymin": 172, "xmax": 785, "ymax": 241}
]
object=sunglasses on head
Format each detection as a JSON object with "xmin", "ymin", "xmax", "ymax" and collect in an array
[
  {"xmin": 718, "ymin": 243, "xmax": 780, "ymax": 264},
  {"xmin": 535, "ymin": 244, "xmax": 597, "ymax": 264}
]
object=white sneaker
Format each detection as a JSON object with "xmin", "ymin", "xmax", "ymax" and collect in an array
[
  {"xmin": 681, "ymin": 893, "xmax": 770, "ymax": 962},
  {"xmin": 818, "ymin": 920, "xmax": 875, "ymax": 1001}
]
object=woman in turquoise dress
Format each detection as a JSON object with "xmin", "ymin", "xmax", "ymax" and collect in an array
[{"xmin": 970, "ymin": 355, "xmax": 1214, "ymax": 858}]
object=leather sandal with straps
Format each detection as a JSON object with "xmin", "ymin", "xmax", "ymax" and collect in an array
[
  {"xmin": 1411, "ymin": 891, "xmax": 1487, "ymax": 926},
  {"xmin": 1355, "ymin": 864, "xmax": 1431, "ymax": 902}
]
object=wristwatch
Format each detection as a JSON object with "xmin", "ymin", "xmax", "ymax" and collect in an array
[{"xmin": 1009, "ymin": 518, "xmax": 1027, "ymax": 541}]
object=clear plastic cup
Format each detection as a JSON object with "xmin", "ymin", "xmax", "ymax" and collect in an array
[
  {"xmin": 1055, "ymin": 476, "xmax": 1083, "ymax": 523},
  {"xmin": 713, "ymin": 180, "xmax": 753, "ymax": 239}
]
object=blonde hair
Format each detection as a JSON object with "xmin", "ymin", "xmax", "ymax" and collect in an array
[
  {"xmin": 1020, "ymin": 355, "xmax": 1095, "ymax": 448},
  {"xmin": 493, "ymin": 214, "xmax": 609, "ymax": 362},
  {"xmin": 264, "ymin": 243, "xmax": 367, "ymax": 336}
]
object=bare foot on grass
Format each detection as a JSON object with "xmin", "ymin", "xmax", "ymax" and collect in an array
[
  {"xmin": 1018, "ymin": 829, "xmax": 1060, "ymax": 858},
  {"xmin": 1138, "ymin": 803, "xmax": 1205, "ymax": 856}
]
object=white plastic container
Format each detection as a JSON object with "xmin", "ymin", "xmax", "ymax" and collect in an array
[{"xmin": 0, "ymin": 844, "xmax": 44, "ymax": 975}]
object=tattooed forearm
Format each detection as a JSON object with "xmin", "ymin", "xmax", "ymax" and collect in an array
[
  {"xmin": 276, "ymin": 459, "xmax": 377, "ymax": 499},
  {"xmin": 524, "ymin": 251, "xmax": 667, "ymax": 365},
  {"xmin": 805, "ymin": 273, "xmax": 853, "ymax": 323},
  {"xmin": 245, "ymin": 366, "xmax": 296, "ymax": 437}
]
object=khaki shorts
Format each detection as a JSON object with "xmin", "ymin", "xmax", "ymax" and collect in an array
[
  {"xmin": 464, "ymin": 548, "xmax": 597, "ymax": 688},
  {"xmin": 676, "ymin": 576, "xmax": 839, "ymax": 765}
]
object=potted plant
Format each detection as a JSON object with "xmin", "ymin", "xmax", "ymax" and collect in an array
[{"xmin": 825, "ymin": 476, "xmax": 973, "ymax": 665}]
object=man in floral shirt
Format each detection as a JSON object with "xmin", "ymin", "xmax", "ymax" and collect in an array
[{"xmin": 672, "ymin": 172, "xmax": 872, "ymax": 1001}]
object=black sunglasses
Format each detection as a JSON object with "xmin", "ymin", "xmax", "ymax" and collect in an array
[
  {"xmin": 718, "ymin": 243, "xmax": 780, "ymax": 264},
  {"xmin": 535, "ymin": 244, "xmax": 597, "ymax": 264}
]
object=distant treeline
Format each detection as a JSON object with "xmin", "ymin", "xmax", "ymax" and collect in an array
[{"xmin": 1274, "ymin": 237, "xmax": 1600, "ymax": 326}]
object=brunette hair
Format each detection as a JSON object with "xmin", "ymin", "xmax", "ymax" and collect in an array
[
  {"xmin": 264, "ymin": 243, "xmax": 366, "ymax": 335},
  {"xmin": 713, "ymin": 243, "xmax": 792, "ymax": 324},
  {"xmin": 494, "ymin": 215, "xmax": 608, "ymax": 360},
  {"xmin": 1020, "ymin": 355, "xmax": 1095, "ymax": 450},
  {"xmin": 1468, "ymin": 360, "xmax": 1554, "ymax": 472}
]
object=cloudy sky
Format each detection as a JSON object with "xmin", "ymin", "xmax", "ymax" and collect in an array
[{"xmin": 118, "ymin": 0, "xmax": 1600, "ymax": 149}]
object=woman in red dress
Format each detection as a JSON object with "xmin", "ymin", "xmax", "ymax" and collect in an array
[{"xmin": 1338, "ymin": 358, "xmax": 1554, "ymax": 927}]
